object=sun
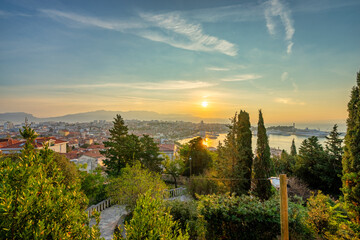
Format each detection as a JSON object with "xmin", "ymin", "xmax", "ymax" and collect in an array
[{"xmin": 201, "ymin": 101, "xmax": 208, "ymax": 107}]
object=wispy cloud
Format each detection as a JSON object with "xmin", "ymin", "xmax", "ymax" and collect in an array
[
  {"xmin": 61, "ymin": 80, "xmax": 217, "ymax": 90},
  {"xmin": 275, "ymin": 97, "xmax": 304, "ymax": 105},
  {"xmin": 40, "ymin": 9, "xmax": 237, "ymax": 56},
  {"xmin": 139, "ymin": 12, "xmax": 237, "ymax": 56},
  {"xmin": 40, "ymin": 9, "xmax": 145, "ymax": 30},
  {"xmin": 221, "ymin": 74, "xmax": 262, "ymax": 82},
  {"xmin": 264, "ymin": 0, "xmax": 295, "ymax": 54},
  {"xmin": 281, "ymin": 72, "xmax": 289, "ymax": 81},
  {"xmin": 0, "ymin": 10, "xmax": 31, "ymax": 17},
  {"xmin": 206, "ymin": 67, "xmax": 230, "ymax": 71}
]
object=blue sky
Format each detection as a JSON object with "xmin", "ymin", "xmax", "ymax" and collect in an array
[{"xmin": 0, "ymin": 0, "xmax": 359, "ymax": 124}]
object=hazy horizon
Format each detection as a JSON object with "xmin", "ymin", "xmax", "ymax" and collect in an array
[{"xmin": 1, "ymin": 0, "xmax": 359, "ymax": 124}]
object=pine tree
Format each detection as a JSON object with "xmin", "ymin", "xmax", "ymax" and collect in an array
[
  {"xmin": 235, "ymin": 110, "xmax": 253, "ymax": 194},
  {"xmin": 290, "ymin": 139, "xmax": 297, "ymax": 156},
  {"xmin": 101, "ymin": 114, "xmax": 129, "ymax": 176},
  {"xmin": 324, "ymin": 124, "xmax": 343, "ymax": 196},
  {"xmin": 253, "ymin": 110, "xmax": 273, "ymax": 200},
  {"xmin": 342, "ymin": 71, "xmax": 360, "ymax": 223}
]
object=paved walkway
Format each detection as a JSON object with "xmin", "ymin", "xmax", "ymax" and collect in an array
[
  {"xmin": 90, "ymin": 205, "xmax": 127, "ymax": 240},
  {"xmin": 90, "ymin": 195, "xmax": 190, "ymax": 239}
]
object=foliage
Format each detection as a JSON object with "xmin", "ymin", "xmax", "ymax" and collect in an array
[
  {"xmin": 53, "ymin": 152, "xmax": 79, "ymax": 187},
  {"xmin": 80, "ymin": 167, "xmax": 107, "ymax": 206},
  {"xmin": 216, "ymin": 111, "xmax": 253, "ymax": 195},
  {"xmin": 306, "ymin": 191, "xmax": 359, "ymax": 239},
  {"xmin": 197, "ymin": 193, "xmax": 311, "ymax": 240},
  {"xmin": 272, "ymin": 150, "xmax": 296, "ymax": 176},
  {"xmin": 342, "ymin": 71, "xmax": 360, "ymax": 224},
  {"xmin": 114, "ymin": 192, "xmax": 189, "ymax": 240},
  {"xmin": 165, "ymin": 200, "xmax": 206, "ymax": 240},
  {"xmin": 291, "ymin": 139, "xmax": 297, "ymax": 156},
  {"xmin": 295, "ymin": 136, "xmax": 330, "ymax": 192},
  {"xmin": 181, "ymin": 137, "xmax": 212, "ymax": 176},
  {"xmin": 139, "ymin": 134, "xmax": 163, "ymax": 172},
  {"xmin": 101, "ymin": 114, "xmax": 130, "ymax": 176},
  {"xmin": 253, "ymin": 110, "xmax": 273, "ymax": 200},
  {"xmin": 188, "ymin": 170, "xmax": 229, "ymax": 198},
  {"xmin": 106, "ymin": 162, "xmax": 167, "ymax": 211},
  {"xmin": 324, "ymin": 124, "xmax": 343, "ymax": 196},
  {"xmin": 163, "ymin": 156, "xmax": 185, "ymax": 188},
  {"xmin": 102, "ymin": 115, "xmax": 163, "ymax": 176},
  {"xmin": 0, "ymin": 125, "xmax": 102, "ymax": 239}
]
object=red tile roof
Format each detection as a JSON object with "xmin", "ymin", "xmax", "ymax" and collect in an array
[{"xmin": 159, "ymin": 144, "xmax": 174, "ymax": 152}]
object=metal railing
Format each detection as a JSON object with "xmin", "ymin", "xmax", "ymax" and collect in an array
[
  {"xmin": 85, "ymin": 187, "xmax": 187, "ymax": 217},
  {"xmin": 86, "ymin": 198, "xmax": 112, "ymax": 218},
  {"xmin": 164, "ymin": 187, "xmax": 187, "ymax": 198}
]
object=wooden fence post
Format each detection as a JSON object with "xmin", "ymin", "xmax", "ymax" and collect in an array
[{"xmin": 280, "ymin": 174, "xmax": 289, "ymax": 240}]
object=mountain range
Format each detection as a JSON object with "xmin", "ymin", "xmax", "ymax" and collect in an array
[{"xmin": 0, "ymin": 110, "xmax": 227, "ymax": 124}]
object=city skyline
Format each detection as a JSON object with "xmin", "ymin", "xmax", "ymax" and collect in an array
[{"xmin": 1, "ymin": 0, "xmax": 359, "ymax": 124}]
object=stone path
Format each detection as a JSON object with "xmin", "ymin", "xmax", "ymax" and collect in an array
[
  {"xmin": 90, "ymin": 194, "xmax": 190, "ymax": 239},
  {"xmin": 90, "ymin": 205, "xmax": 127, "ymax": 240}
]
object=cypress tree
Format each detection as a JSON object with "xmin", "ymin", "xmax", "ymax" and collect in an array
[
  {"xmin": 290, "ymin": 139, "xmax": 297, "ymax": 156},
  {"xmin": 253, "ymin": 110, "xmax": 273, "ymax": 200},
  {"xmin": 235, "ymin": 110, "xmax": 253, "ymax": 194},
  {"xmin": 342, "ymin": 71, "xmax": 360, "ymax": 223}
]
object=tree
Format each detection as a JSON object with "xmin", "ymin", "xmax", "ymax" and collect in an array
[
  {"xmin": 101, "ymin": 115, "xmax": 163, "ymax": 176},
  {"xmin": 80, "ymin": 167, "xmax": 107, "ymax": 206},
  {"xmin": 163, "ymin": 156, "xmax": 185, "ymax": 188},
  {"xmin": 106, "ymin": 162, "xmax": 167, "ymax": 211},
  {"xmin": 0, "ymin": 124, "xmax": 102, "ymax": 239},
  {"xmin": 324, "ymin": 124, "xmax": 343, "ymax": 196},
  {"xmin": 139, "ymin": 134, "xmax": 163, "ymax": 173},
  {"xmin": 290, "ymin": 139, "xmax": 297, "ymax": 156},
  {"xmin": 114, "ymin": 192, "xmax": 189, "ymax": 240},
  {"xmin": 235, "ymin": 110, "xmax": 253, "ymax": 194},
  {"xmin": 215, "ymin": 111, "xmax": 253, "ymax": 195},
  {"xmin": 342, "ymin": 71, "xmax": 360, "ymax": 223},
  {"xmin": 101, "ymin": 114, "xmax": 129, "ymax": 176},
  {"xmin": 295, "ymin": 136, "xmax": 329, "ymax": 192},
  {"xmin": 181, "ymin": 137, "xmax": 212, "ymax": 176},
  {"xmin": 253, "ymin": 110, "xmax": 273, "ymax": 200}
]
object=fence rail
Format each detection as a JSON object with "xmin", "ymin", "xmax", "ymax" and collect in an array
[
  {"xmin": 164, "ymin": 187, "xmax": 187, "ymax": 198},
  {"xmin": 86, "ymin": 198, "xmax": 111, "ymax": 218},
  {"xmin": 85, "ymin": 187, "xmax": 187, "ymax": 217}
]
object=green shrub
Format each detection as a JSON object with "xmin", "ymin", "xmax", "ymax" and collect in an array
[
  {"xmin": 165, "ymin": 200, "xmax": 206, "ymax": 240},
  {"xmin": 306, "ymin": 191, "xmax": 359, "ymax": 239},
  {"xmin": 106, "ymin": 161, "xmax": 167, "ymax": 211},
  {"xmin": 188, "ymin": 173, "xmax": 228, "ymax": 198},
  {"xmin": 114, "ymin": 192, "xmax": 189, "ymax": 240},
  {"xmin": 197, "ymin": 193, "xmax": 311, "ymax": 240}
]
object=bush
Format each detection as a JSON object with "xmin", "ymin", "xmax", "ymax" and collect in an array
[
  {"xmin": 306, "ymin": 191, "xmax": 359, "ymax": 239},
  {"xmin": 106, "ymin": 161, "xmax": 167, "ymax": 211},
  {"xmin": 165, "ymin": 200, "xmax": 206, "ymax": 240},
  {"xmin": 114, "ymin": 192, "xmax": 189, "ymax": 240},
  {"xmin": 80, "ymin": 167, "xmax": 107, "ymax": 206},
  {"xmin": 188, "ymin": 170, "xmax": 229, "ymax": 198},
  {"xmin": 197, "ymin": 193, "xmax": 311, "ymax": 240}
]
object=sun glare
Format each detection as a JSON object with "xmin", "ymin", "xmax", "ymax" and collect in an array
[{"xmin": 201, "ymin": 101, "xmax": 208, "ymax": 107}]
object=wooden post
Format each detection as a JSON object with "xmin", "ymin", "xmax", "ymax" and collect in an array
[{"xmin": 280, "ymin": 174, "xmax": 289, "ymax": 240}]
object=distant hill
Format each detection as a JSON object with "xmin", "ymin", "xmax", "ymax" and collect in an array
[{"xmin": 0, "ymin": 110, "xmax": 227, "ymax": 124}]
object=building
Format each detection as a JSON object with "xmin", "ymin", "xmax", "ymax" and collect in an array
[
  {"xmin": 0, "ymin": 137, "xmax": 68, "ymax": 154},
  {"xmin": 159, "ymin": 144, "xmax": 175, "ymax": 160},
  {"xmin": 75, "ymin": 151, "xmax": 106, "ymax": 173}
]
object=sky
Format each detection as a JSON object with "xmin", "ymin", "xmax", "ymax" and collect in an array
[{"xmin": 0, "ymin": 0, "xmax": 359, "ymax": 125}]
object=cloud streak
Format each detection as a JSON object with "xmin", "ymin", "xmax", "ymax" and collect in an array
[
  {"xmin": 61, "ymin": 80, "xmax": 217, "ymax": 90},
  {"xmin": 221, "ymin": 74, "xmax": 262, "ymax": 82},
  {"xmin": 40, "ymin": 9, "xmax": 237, "ymax": 56},
  {"xmin": 264, "ymin": 0, "xmax": 295, "ymax": 54},
  {"xmin": 275, "ymin": 97, "xmax": 304, "ymax": 105}
]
